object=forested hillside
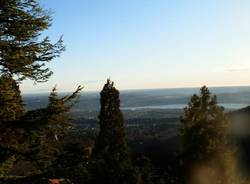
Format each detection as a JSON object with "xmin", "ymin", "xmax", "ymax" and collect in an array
[{"xmin": 1, "ymin": 1, "xmax": 250, "ymax": 184}]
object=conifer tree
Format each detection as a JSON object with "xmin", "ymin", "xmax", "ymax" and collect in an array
[
  {"xmin": 0, "ymin": 75, "xmax": 25, "ymax": 122},
  {"xmin": 180, "ymin": 86, "xmax": 228, "ymax": 160},
  {"xmin": 95, "ymin": 79, "xmax": 129, "ymax": 161},
  {"xmin": 93, "ymin": 79, "xmax": 140, "ymax": 184},
  {"xmin": 179, "ymin": 86, "xmax": 241, "ymax": 184},
  {"xmin": 28, "ymin": 86, "xmax": 83, "ymax": 172},
  {"xmin": 0, "ymin": 0, "xmax": 65, "ymax": 82},
  {"xmin": 0, "ymin": 155, "xmax": 16, "ymax": 177},
  {"xmin": 0, "ymin": 86, "xmax": 83, "ymax": 182},
  {"xmin": 45, "ymin": 85, "xmax": 83, "ymax": 141},
  {"xmin": 0, "ymin": 0, "xmax": 65, "ymax": 121}
]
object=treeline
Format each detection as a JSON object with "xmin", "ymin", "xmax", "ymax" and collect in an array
[{"xmin": 0, "ymin": 1, "xmax": 249, "ymax": 184}]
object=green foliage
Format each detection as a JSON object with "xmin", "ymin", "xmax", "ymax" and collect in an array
[
  {"xmin": 0, "ymin": 156, "xmax": 16, "ymax": 177},
  {"xmin": 0, "ymin": 0, "xmax": 87, "ymax": 183},
  {"xmin": 29, "ymin": 86, "xmax": 83, "ymax": 173},
  {"xmin": 0, "ymin": 0, "xmax": 65, "ymax": 82},
  {"xmin": 95, "ymin": 79, "xmax": 129, "ymax": 161},
  {"xmin": 45, "ymin": 85, "xmax": 83, "ymax": 139},
  {"xmin": 180, "ymin": 86, "xmax": 229, "ymax": 160},
  {"xmin": 89, "ymin": 158, "xmax": 141, "ymax": 184},
  {"xmin": 178, "ymin": 86, "xmax": 243, "ymax": 184},
  {"xmin": 49, "ymin": 142, "xmax": 90, "ymax": 184},
  {"xmin": 93, "ymin": 79, "xmax": 141, "ymax": 184},
  {"xmin": 0, "ymin": 75, "xmax": 25, "ymax": 122},
  {"xmin": 134, "ymin": 154, "xmax": 165, "ymax": 184},
  {"xmin": 0, "ymin": 86, "xmax": 83, "ymax": 180}
]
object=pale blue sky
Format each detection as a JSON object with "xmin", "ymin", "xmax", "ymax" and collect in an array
[{"xmin": 21, "ymin": 0, "xmax": 250, "ymax": 93}]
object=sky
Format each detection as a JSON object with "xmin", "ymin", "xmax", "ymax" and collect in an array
[{"xmin": 20, "ymin": 0, "xmax": 250, "ymax": 93}]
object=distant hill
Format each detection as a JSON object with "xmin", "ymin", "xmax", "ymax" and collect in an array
[
  {"xmin": 229, "ymin": 106, "xmax": 250, "ymax": 172},
  {"xmin": 231, "ymin": 106, "xmax": 250, "ymax": 115},
  {"xmin": 23, "ymin": 86, "xmax": 250, "ymax": 111},
  {"xmin": 229, "ymin": 106, "xmax": 250, "ymax": 137}
]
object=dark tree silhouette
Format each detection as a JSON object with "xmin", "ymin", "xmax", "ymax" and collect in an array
[
  {"xmin": 180, "ymin": 86, "xmax": 228, "ymax": 160},
  {"xmin": 25, "ymin": 86, "xmax": 83, "ymax": 173},
  {"xmin": 93, "ymin": 79, "xmax": 140, "ymax": 184},
  {"xmin": 95, "ymin": 79, "xmax": 129, "ymax": 161},
  {"xmin": 0, "ymin": 86, "xmax": 83, "ymax": 181},
  {"xmin": 0, "ymin": 1, "xmax": 88, "ymax": 183},
  {"xmin": 46, "ymin": 86, "xmax": 83, "ymax": 140},
  {"xmin": 179, "ymin": 86, "xmax": 241, "ymax": 184}
]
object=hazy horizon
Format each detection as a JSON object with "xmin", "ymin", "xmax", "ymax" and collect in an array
[{"xmin": 22, "ymin": 84, "xmax": 250, "ymax": 94}]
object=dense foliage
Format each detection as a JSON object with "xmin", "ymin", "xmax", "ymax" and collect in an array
[
  {"xmin": 92, "ymin": 79, "xmax": 140, "ymax": 184},
  {"xmin": 95, "ymin": 79, "xmax": 129, "ymax": 160},
  {"xmin": 0, "ymin": 75, "xmax": 25, "ymax": 122},
  {"xmin": 180, "ymin": 86, "xmax": 229, "ymax": 160},
  {"xmin": 179, "ymin": 86, "xmax": 243, "ymax": 184},
  {"xmin": 0, "ymin": 0, "xmax": 65, "ymax": 82}
]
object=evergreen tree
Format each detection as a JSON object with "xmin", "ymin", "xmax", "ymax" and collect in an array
[
  {"xmin": 0, "ymin": 0, "xmax": 64, "ymax": 121},
  {"xmin": 29, "ymin": 86, "xmax": 83, "ymax": 173},
  {"xmin": 50, "ymin": 142, "xmax": 90, "ymax": 184},
  {"xmin": 0, "ymin": 0, "xmax": 83, "ymax": 183},
  {"xmin": 45, "ymin": 85, "xmax": 83, "ymax": 140},
  {"xmin": 180, "ymin": 86, "xmax": 228, "ymax": 160},
  {"xmin": 134, "ymin": 154, "xmax": 165, "ymax": 184},
  {"xmin": 0, "ymin": 155, "xmax": 16, "ymax": 177},
  {"xmin": 0, "ymin": 0, "xmax": 65, "ymax": 82},
  {"xmin": 93, "ymin": 79, "xmax": 140, "ymax": 184},
  {"xmin": 0, "ymin": 75, "xmax": 25, "ymax": 122},
  {"xmin": 95, "ymin": 79, "xmax": 129, "ymax": 161},
  {"xmin": 179, "ymin": 86, "xmax": 239, "ymax": 184},
  {"xmin": 0, "ymin": 86, "xmax": 83, "ymax": 181}
]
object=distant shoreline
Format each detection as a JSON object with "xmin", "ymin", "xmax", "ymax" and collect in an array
[
  {"xmin": 22, "ymin": 85, "xmax": 250, "ymax": 95},
  {"xmin": 122, "ymin": 103, "xmax": 249, "ymax": 111}
]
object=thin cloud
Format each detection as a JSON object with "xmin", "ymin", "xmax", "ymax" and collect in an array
[
  {"xmin": 226, "ymin": 67, "xmax": 250, "ymax": 72},
  {"xmin": 213, "ymin": 67, "xmax": 250, "ymax": 72}
]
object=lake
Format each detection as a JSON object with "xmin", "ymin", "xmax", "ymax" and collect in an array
[{"xmin": 122, "ymin": 103, "xmax": 249, "ymax": 110}]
